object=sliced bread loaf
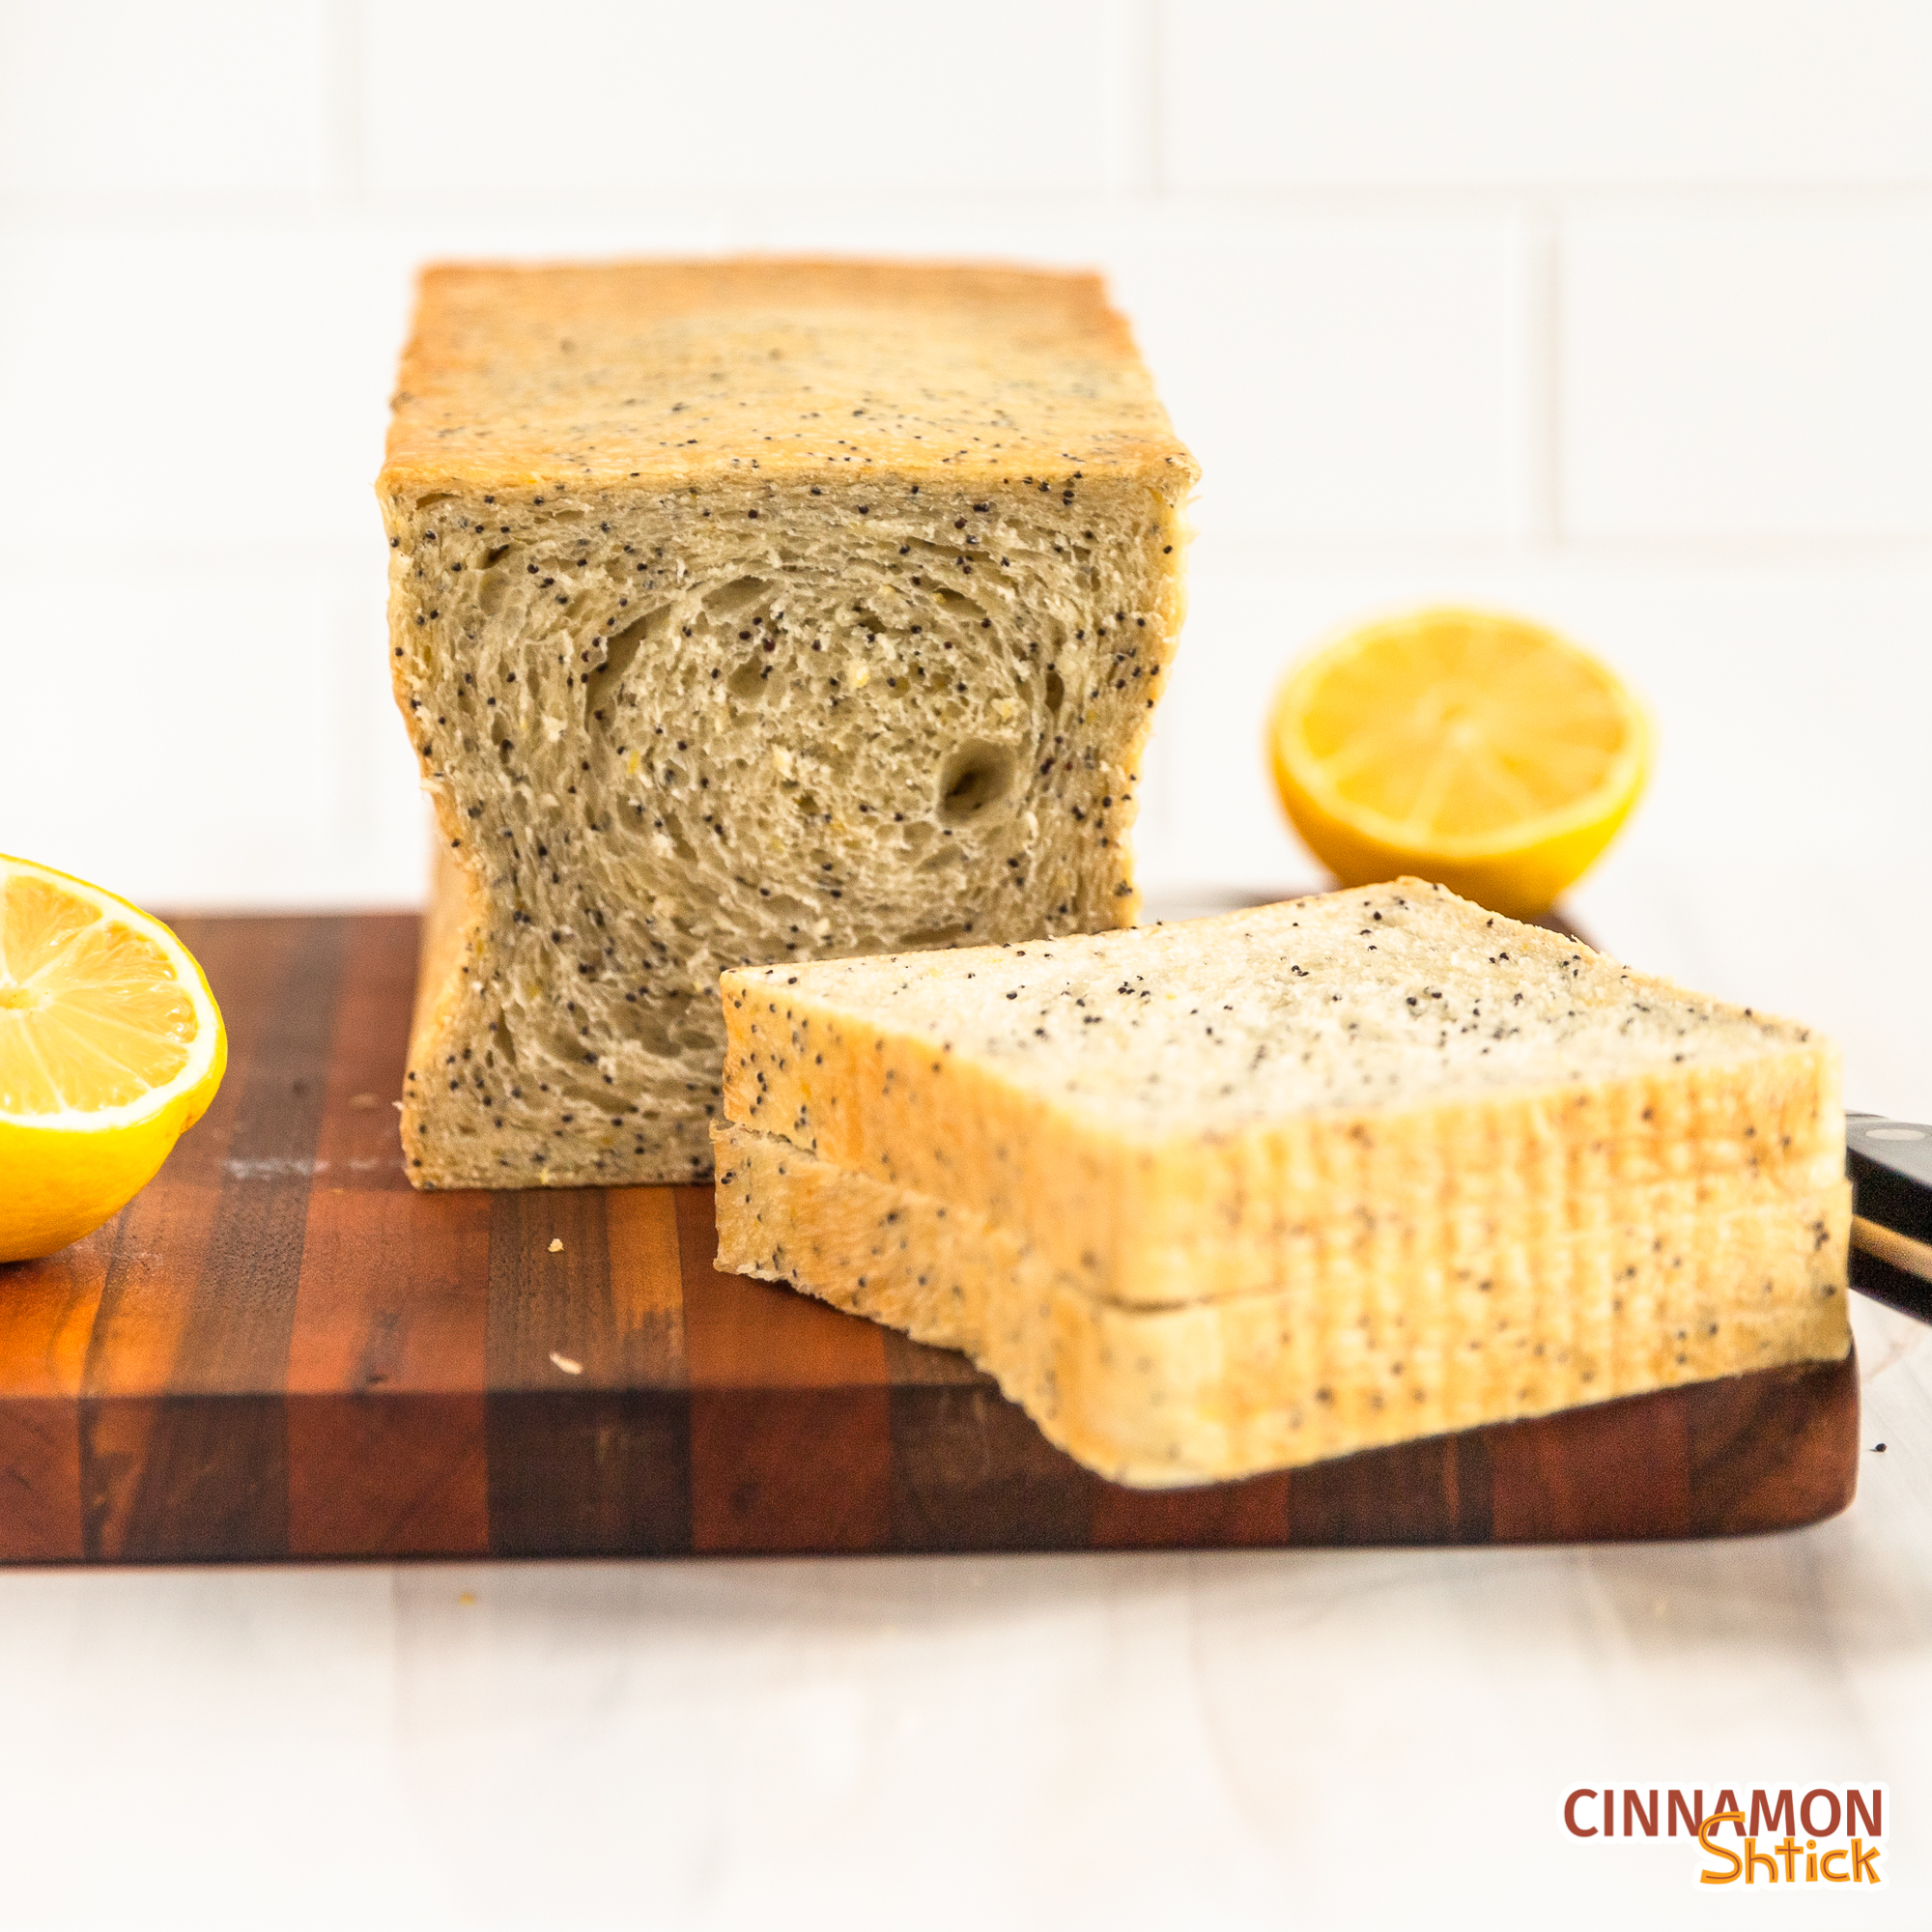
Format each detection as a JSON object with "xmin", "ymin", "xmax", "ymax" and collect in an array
[
  {"xmin": 380, "ymin": 259, "xmax": 1197, "ymax": 1188},
  {"xmin": 713, "ymin": 1120, "xmax": 1848, "ymax": 1485},
  {"xmin": 714, "ymin": 879, "xmax": 1851, "ymax": 1484}
]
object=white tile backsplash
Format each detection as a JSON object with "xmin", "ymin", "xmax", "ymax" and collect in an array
[
  {"xmin": 0, "ymin": 0, "xmax": 1926, "ymax": 1024},
  {"xmin": 0, "ymin": 229, "xmax": 410, "ymax": 548},
  {"xmin": 358, "ymin": 0, "xmax": 1128, "ymax": 196},
  {"xmin": 0, "ymin": 0, "xmax": 330, "ymax": 198},
  {"xmin": 1114, "ymin": 214, "xmax": 1521, "ymax": 539},
  {"xmin": 3, "ymin": 553, "xmax": 344, "ymax": 904},
  {"xmin": 1561, "ymin": 212, "xmax": 1932, "ymax": 537},
  {"xmin": 1162, "ymin": 0, "xmax": 1932, "ymax": 189}
]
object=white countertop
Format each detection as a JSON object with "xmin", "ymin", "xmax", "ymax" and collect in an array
[{"xmin": 2, "ymin": 880, "xmax": 1926, "ymax": 1932}]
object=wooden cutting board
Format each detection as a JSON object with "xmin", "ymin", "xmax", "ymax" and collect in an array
[{"xmin": 0, "ymin": 913, "xmax": 1857, "ymax": 1563}]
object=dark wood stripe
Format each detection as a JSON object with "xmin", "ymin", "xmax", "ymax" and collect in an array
[
  {"xmin": 1091, "ymin": 1469, "xmax": 1293, "ymax": 1549},
  {"xmin": 0, "ymin": 1400, "xmax": 83, "ymax": 1561},
  {"xmin": 299, "ymin": 911, "xmax": 418, "ymax": 1201},
  {"xmin": 288, "ymin": 1392, "xmax": 488, "ymax": 1559},
  {"xmin": 172, "ymin": 917, "xmax": 343, "ymax": 1391},
  {"xmin": 0, "ymin": 1236, "xmax": 104, "ymax": 1559},
  {"xmin": 889, "ymin": 1381, "xmax": 1097, "ymax": 1550},
  {"xmin": 486, "ymin": 1186, "xmax": 615, "ymax": 1387},
  {"xmin": 682, "ymin": 1187, "xmax": 891, "ymax": 1553},
  {"xmin": 1291, "ymin": 1433, "xmax": 1468, "ymax": 1546},
  {"xmin": 293, "ymin": 1183, "xmax": 493, "ymax": 1397},
  {"xmin": 882, "ymin": 1331, "xmax": 1099, "ymax": 1549},
  {"xmin": 1442, "ymin": 1427, "xmax": 1495, "ymax": 1542},
  {"xmin": 880, "ymin": 1328, "xmax": 981, "ymax": 1388},
  {"xmin": 1490, "ymin": 1381, "xmax": 1692, "ymax": 1543},
  {"xmin": 80, "ymin": 916, "xmax": 344, "ymax": 1559},
  {"xmin": 82, "ymin": 1397, "xmax": 287, "ymax": 1562},
  {"xmin": 482, "ymin": 1183, "xmax": 687, "ymax": 1393},
  {"xmin": 488, "ymin": 1389, "xmax": 691, "ymax": 1557},
  {"xmin": 287, "ymin": 915, "xmax": 490, "ymax": 1555},
  {"xmin": 486, "ymin": 1186, "xmax": 691, "ymax": 1554},
  {"xmin": 83, "ymin": 918, "xmax": 341, "ymax": 1396},
  {"xmin": 1687, "ymin": 1352, "xmax": 1859, "ymax": 1538}
]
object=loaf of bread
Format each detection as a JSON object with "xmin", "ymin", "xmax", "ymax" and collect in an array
[
  {"xmin": 713, "ymin": 879, "xmax": 1852, "ymax": 1486},
  {"xmin": 379, "ymin": 260, "xmax": 1197, "ymax": 1188}
]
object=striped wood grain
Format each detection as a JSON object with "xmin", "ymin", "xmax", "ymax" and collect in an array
[{"xmin": 0, "ymin": 914, "xmax": 1861, "ymax": 1562}]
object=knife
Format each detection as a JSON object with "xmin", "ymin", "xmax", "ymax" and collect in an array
[{"xmin": 1846, "ymin": 1112, "xmax": 1932, "ymax": 1324}]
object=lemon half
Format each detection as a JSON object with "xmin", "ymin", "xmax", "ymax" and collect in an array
[
  {"xmin": 0, "ymin": 855, "xmax": 226, "ymax": 1264},
  {"xmin": 1268, "ymin": 607, "xmax": 1650, "ymax": 920}
]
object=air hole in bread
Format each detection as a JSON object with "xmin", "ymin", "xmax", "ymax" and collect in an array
[
  {"xmin": 1045, "ymin": 668, "xmax": 1065, "ymax": 712},
  {"xmin": 704, "ymin": 576, "xmax": 771, "ymax": 620},
  {"xmin": 610, "ymin": 1002, "xmax": 682, "ymax": 1057},
  {"xmin": 898, "ymin": 923, "xmax": 968, "ymax": 950},
  {"xmin": 585, "ymin": 611, "xmax": 653, "ymax": 721},
  {"xmin": 490, "ymin": 1017, "xmax": 520, "ymax": 1069},
  {"xmin": 726, "ymin": 656, "xmax": 770, "ymax": 701},
  {"xmin": 938, "ymin": 742, "xmax": 1017, "ymax": 824}
]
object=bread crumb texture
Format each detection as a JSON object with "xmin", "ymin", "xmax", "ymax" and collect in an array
[
  {"xmin": 716, "ymin": 880, "xmax": 1850, "ymax": 1484},
  {"xmin": 381, "ymin": 260, "xmax": 1197, "ymax": 1188}
]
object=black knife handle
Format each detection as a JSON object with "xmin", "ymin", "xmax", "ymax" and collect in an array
[{"xmin": 1846, "ymin": 1112, "xmax": 1932, "ymax": 1324}]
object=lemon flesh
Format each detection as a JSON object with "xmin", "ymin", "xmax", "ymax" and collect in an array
[
  {"xmin": 1268, "ymin": 608, "xmax": 1650, "ymax": 920},
  {"xmin": 0, "ymin": 856, "xmax": 226, "ymax": 1264}
]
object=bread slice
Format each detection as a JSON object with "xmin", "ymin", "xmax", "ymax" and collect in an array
[
  {"xmin": 714, "ymin": 879, "xmax": 1852, "ymax": 1484},
  {"xmin": 379, "ymin": 259, "xmax": 1197, "ymax": 1188},
  {"xmin": 713, "ymin": 1122, "xmax": 1848, "ymax": 1485}
]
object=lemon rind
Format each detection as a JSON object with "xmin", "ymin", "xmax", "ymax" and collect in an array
[
  {"xmin": 0, "ymin": 852, "xmax": 223, "ymax": 1133},
  {"xmin": 1268, "ymin": 607, "xmax": 1653, "ymax": 863}
]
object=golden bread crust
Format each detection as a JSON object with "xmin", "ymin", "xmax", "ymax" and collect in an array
[
  {"xmin": 404, "ymin": 838, "xmax": 483, "ymax": 1130},
  {"xmin": 381, "ymin": 257, "xmax": 1198, "ymax": 497},
  {"xmin": 713, "ymin": 1121, "xmax": 1851, "ymax": 1487}
]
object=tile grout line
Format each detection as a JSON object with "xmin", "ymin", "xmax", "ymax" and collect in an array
[
  {"xmin": 321, "ymin": 0, "xmax": 365, "ymax": 211},
  {"xmin": 8, "ymin": 182, "xmax": 1932, "ymax": 233},
  {"xmin": 1106, "ymin": 0, "xmax": 1162, "ymax": 198},
  {"xmin": 1506, "ymin": 201, "xmax": 1563, "ymax": 547}
]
